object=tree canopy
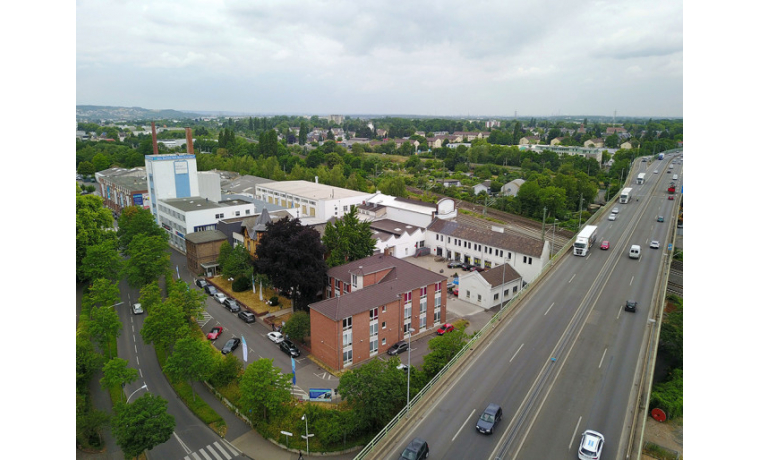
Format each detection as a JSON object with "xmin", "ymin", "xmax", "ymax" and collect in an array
[
  {"xmin": 322, "ymin": 206, "xmax": 375, "ymax": 267},
  {"xmin": 238, "ymin": 358, "xmax": 292, "ymax": 421},
  {"xmin": 111, "ymin": 394, "xmax": 175, "ymax": 458}
]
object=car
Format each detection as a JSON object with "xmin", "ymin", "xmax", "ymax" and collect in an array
[
  {"xmin": 223, "ymin": 298, "xmax": 241, "ymax": 312},
  {"xmin": 452, "ymin": 287, "xmax": 459, "ymax": 296},
  {"xmin": 436, "ymin": 323, "xmax": 455, "ymax": 335},
  {"xmin": 238, "ymin": 311, "xmax": 256, "ymax": 323},
  {"xmin": 399, "ymin": 437, "xmax": 429, "ymax": 460},
  {"xmin": 475, "ymin": 403, "xmax": 503, "ymax": 434},
  {"xmin": 657, "ymin": 215, "xmax": 665, "ymax": 222},
  {"xmin": 132, "ymin": 303, "xmax": 144, "ymax": 315},
  {"xmin": 397, "ymin": 363, "xmax": 409, "ymax": 372},
  {"xmin": 446, "ymin": 281, "xmax": 455, "ymax": 291},
  {"xmin": 267, "ymin": 331, "xmax": 284, "ymax": 343},
  {"xmin": 650, "ymin": 240, "xmax": 660, "ymax": 249},
  {"xmin": 625, "ymin": 300, "xmax": 637, "ymax": 313},
  {"xmin": 279, "ymin": 339, "xmax": 301, "ymax": 357},
  {"xmin": 611, "ymin": 207, "xmax": 619, "ymax": 214},
  {"xmin": 213, "ymin": 292, "xmax": 227, "ymax": 304},
  {"xmin": 608, "ymin": 213, "xmax": 617, "ymax": 221},
  {"xmin": 447, "ymin": 261, "xmax": 462, "ymax": 269},
  {"xmin": 600, "ymin": 241, "xmax": 610, "ymax": 250},
  {"xmin": 578, "ymin": 430, "xmax": 605, "ymax": 460},
  {"xmin": 460, "ymin": 263, "xmax": 473, "ymax": 271},
  {"xmin": 221, "ymin": 337, "xmax": 241, "ymax": 354},
  {"xmin": 207, "ymin": 326, "xmax": 223, "ymax": 340},
  {"xmin": 204, "ymin": 285, "xmax": 218, "ymax": 296},
  {"xmin": 470, "ymin": 266, "xmax": 486, "ymax": 272},
  {"xmin": 668, "ymin": 195, "xmax": 674, "ymax": 200},
  {"xmin": 653, "ymin": 169, "xmax": 658, "ymax": 174},
  {"xmin": 387, "ymin": 341, "xmax": 409, "ymax": 356},
  {"xmin": 195, "ymin": 278, "xmax": 209, "ymax": 289}
]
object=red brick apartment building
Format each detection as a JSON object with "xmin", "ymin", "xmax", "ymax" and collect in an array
[{"xmin": 309, "ymin": 254, "xmax": 447, "ymax": 371}]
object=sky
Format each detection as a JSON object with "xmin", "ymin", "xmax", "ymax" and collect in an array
[{"xmin": 76, "ymin": 0, "xmax": 683, "ymax": 118}]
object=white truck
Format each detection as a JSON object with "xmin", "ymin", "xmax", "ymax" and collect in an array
[
  {"xmin": 637, "ymin": 173, "xmax": 645, "ymax": 184},
  {"xmin": 619, "ymin": 187, "xmax": 633, "ymax": 204},
  {"xmin": 573, "ymin": 225, "xmax": 598, "ymax": 256}
]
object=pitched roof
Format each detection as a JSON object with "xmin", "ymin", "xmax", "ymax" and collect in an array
[
  {"xmin": 427, "ymin": 218, "xmax": 544, "ymax": 258},
  {"xmin": 480, "ymin": 264, "xmax": 522, "ymax": 286}
]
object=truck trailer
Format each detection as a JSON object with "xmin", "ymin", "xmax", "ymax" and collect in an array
[
  {"xmin": 619, "ymin": 187, "xmax": 633, "ymax": 203},
  {"xmin": 637, "ymin": 173, "xmax": 645, "ymax": 184},
  {"xmin": 573, "ymin": 225, "xmax": 598, "ymax": 256}
]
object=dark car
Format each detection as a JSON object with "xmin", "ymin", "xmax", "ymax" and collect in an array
[
  {"xmin": 221, "ymin": 337, "xmax": 241, "ymax": 354},
  {"xmin": 223, "ymin": 298, "xmax": 241, "ymax": 312},
  {"xmin": 475, "ymin": 403, "xmax": 503, "ymax": 434},
  {"xmin": 399, "ymin": 437, "xmax": 429, "ymax": 460},
  {"xmin": 204, "ymin": 285, "xmax": 218, "ymax": 296},
  {"xmin": 460, "ymin": 263, "xmax": 473, "ymax": 271},
  {"xmin": 279, "ymin": 339, "xmax": 301, "ymax": 357},
  {"xmin": 238, "ymin": 311, "xmax": 256, "ymax": 323},
  {"xmin": 387, "ymin": 341, "xmax": 409, "ymax": 356},
  {"xmin": 447, "ymin": 261, "xmax": 462, "ymax": 269},
  {"xmin": 668, "ymin": 195, "xmax": 675, "ymax": 200},
  {"xmin": 625, "ymin": 300, "xmax": 637, "ymax": 313},
  {"xmin": 195, "ymin": 278, "xmax": 209, "ymax": 289}
]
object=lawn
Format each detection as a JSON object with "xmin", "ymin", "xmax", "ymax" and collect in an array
[{"xmin": 209, "ymin": 276, "xmax": 292, "ymax": 320}]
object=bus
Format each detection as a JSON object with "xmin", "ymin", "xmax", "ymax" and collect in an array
[{"xmin": 619, "ymin": 187, "xmax": 633, "ymax": 203}]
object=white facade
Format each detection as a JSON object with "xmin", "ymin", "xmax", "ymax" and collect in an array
[
  {"xmin": 197, "ymin": 171, "xmax": 222, "ymax": 202},
  {"xmin": 145, "ymin": 154, "xmax": 199, "ymax": 223},
  {"xmin": 372, "ymin": 227, "xmax": 426, "ymax": 259},
  {"xmin": 457, "ymin": 268, "xmax": 523, "ymax": 310},
  {"xmin": 255, "ymin": 180, "xmax": 373, "ymax": 221}
]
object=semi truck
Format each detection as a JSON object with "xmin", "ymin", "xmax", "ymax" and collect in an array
[
  {"xmin": 658, "ymin": 153, "xmax": 664, "ymax": 160},
  {"xmin": 637, "ymin": 173, "xmax": 645, "ymax": 184},
  {"xmin": 619, "ymin": 187, "xmax": 633, "ymax": 203},
  {"xmin": 573, "ymin": 225, "xmax": 598, "ymax": 256}
]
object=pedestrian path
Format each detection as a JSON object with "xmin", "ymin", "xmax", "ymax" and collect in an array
[{"xmin": 182, "ymin": 440, "xmax": 241, "ymax": 460}]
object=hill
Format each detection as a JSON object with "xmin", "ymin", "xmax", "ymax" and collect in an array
[{"xmin": 76, "ymin": 105, "xmax": 203, "ymax": 121}]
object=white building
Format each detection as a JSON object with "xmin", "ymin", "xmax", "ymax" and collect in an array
[
  {"xmin": 197, "ymin": 171, "xmax": 222, "ymax": 202},
  {"xmin": 425, "ymin": 218, "xmax": 550, "ymax": 283},
  {"xmin": 368, "ymin": 219, "xmax": 426, "ymax": 259},
  {"xmin": 144, "ymin": 154, "xmax": 200, "ymax": 223},
  {"xmin": 358, "ymin": 193, "xmax": 457, "ymax": 228},
  {"xmin": 500, "ymin": 179, "xmax": 525, "ymax": 197},
  {"xmin": 456, "ymin": 263, "xmax": 523, "ymax": 309},
  {"xmin": 255, "ymin": 180, "xmax": 373, "ymax": 222}
]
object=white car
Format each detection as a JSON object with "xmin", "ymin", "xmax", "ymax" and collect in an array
[
  {"xmin": 654, "ymin": 170, "xmax": 659, "ymax": 174},
  {"xmin": 608, "ymin": 213, "xmax": 617, "ymax": 221},
  {"xmin": 267, "ymin": 332, "xmax": 284, "ymax": 344},
  {"xmin": 132, "ymin": 303, "xmax": 143, "ymax": 315},
  {"xmin": 650, "ymin": 240, "xmax": 660, "ymax": 249},
  {"xmin": 213, "ymin": 292, "xmax": 227, "ymax": 304},
  {"xmin": 611, "ymin": 207, "xmax": 619, "ymax": 214},
  {"xmin": 578, "ymin": 430, "xmax": 605, "ymax": 460}
]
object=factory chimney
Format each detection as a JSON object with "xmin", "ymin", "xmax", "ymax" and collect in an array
[
  {"xmin": 185, "ymin": 127, "xmax": 194, "ymax": 154},
  {"xmin": 151, "ymin": 122, "xmax": 159, "ymax": 155}
]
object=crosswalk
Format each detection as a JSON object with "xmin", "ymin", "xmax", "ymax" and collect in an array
[
  {"xmin": 196, "ymin": 311, "xmax": 213, "ymax": 327},
  {"xmin": 183, "ymin": 440, "xmax": 241, "ymax": 460}
]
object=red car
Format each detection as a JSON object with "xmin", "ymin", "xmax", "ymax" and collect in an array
[
  {"xmin": 600, "ymin": 241, "xmax": 610, "ymax": 250},
  {"xmin": 668, "ymin": 195, "xmax": 674, "ymax": 200},
  {"xmin": 436, "ymin": 323, "xmax": 455, "ymax": 335},
  {"xmin": 207, "ymin": 326, "xmax": 223, "ymax": 340}
]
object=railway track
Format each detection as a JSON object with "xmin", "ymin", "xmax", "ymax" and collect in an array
[{"xmin": 667, "ymin": 259, "xmax": 683, "ymax": 297}]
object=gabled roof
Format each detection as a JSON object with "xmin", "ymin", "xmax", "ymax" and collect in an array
[
  {"xmin": 480, "ymin": 264, "xmax": 522, "ymax": 286},
  {"xmin": 427, "ymin": 218, "xmax": 544, "ymax": 258}
]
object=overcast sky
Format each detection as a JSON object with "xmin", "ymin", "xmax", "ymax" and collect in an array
[{"xmin": 76, "ymin": 0, "xmax": 683, "ymax": 118}]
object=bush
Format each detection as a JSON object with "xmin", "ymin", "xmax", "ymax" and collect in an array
[
  {"xmin": 269, "ymin": 296, "xmax": 279, "ymax": 306},
  {"xmin": 649, "ymin": 368, "xmax": 683, "ymax": 419},
  {"xmin": 232, "ymin": 275, "xmax": 252, "ymax": 292}
]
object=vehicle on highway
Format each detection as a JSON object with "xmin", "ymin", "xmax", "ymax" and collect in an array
[
  {"xmin": 668, "ymin": 195, "xmax": 675, "ymax": 200},
  {"xmin": 600, "ymin": 241, "xmax": 610, "ymax": 250},
  {"xmin": 608, "ymin": 213, "xmax": 617, "ymax": 221},
  {"xmin": 657, "ymin": 215, "xmax": 665, "ymax": 222},
  {"xmin": 629, "ymin": 244, "xmax": 641, "ymax": 259},
  {"xmin": 611, "ymin": 207, "xmax": 619, "ymax": 214},
  {"xmin": 574, "ymin": 225, "xmax": 598, "ymax": 257},
  {"xmin": 238, "ymin": 311, "xmax": 256, "ymax": 323},
  {"xmin": 650, "ymin": 240, "xmax": 660, "ymax": 249},
  {"xmin": 279, "ymin": 339, "xmax": 301, "ymax": 357},
  {"xmin": 578, "ymin": 430, "xmax": 605, "ymax": 460},
  {"xmin": 221, "ymin": 337, "xmax": 241, "ymax": 354},
  {"xmin": 475, "ymin": 403, "xmax": 502, "ymax": 435},
  {"xmin": 213, "ymin": 292, "xmax": 227, "ymax": 304},
  {"xmin": 195, "ymin": 279, "xmax": 208, "ymax": 289},
  {"xmin": 223, "ymin": 298, "xmax": 240, "ymax": 312},
  {"xmin": 654, "ymin": 169, "xmax": 658, "ymax": 174},
  {"xmin": 204, "ymin": 285, "xmax": 218, "ymax": 296},
  {"xmin": 387, "ymin": 341, "xmax": 409, "ymax": 356},
  {"xmin": 436, "ymin": 323, "xmax": 455, "ymax": 335},
  {"xmin": 267, "ymin": 331, "xmax": 284, "ymax": 343},
  {"xmin": 399, "ymin": 437, "xmax": 429, "ymax": 460},
  {"xmin": 207, "ymin": 326, "xmax": 223, "ymax": 340},
  {"xmin": 447, "ymin": 261, "xmax": 462, "ymax": 269},
  {"xmin": 132, "ymin": 303, "xmax": 143, "ymax": 315},
  {"xmin": 625, "ymin": 300, "xmax": 637, "ymax": 313}
]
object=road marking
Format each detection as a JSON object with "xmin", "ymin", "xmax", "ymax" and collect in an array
[
  {"xmin": 212, "ymin": 442, "xmax": 231, "ymax": 459},
  {"xmin": 452, "ymin": 408, "xmax": 476, "ymax": 442},
  {"xmin": 544, "ymin": 302, "xmax": 554, "ymax": 315},
  {"xmin": 630, "ymin": 276, "xmax": 635, "ymax": 285},
  {"xmin": 569, "ymin": 416, "xmax": 582, "ymax": 450},
  {"xmin": 617, "ymin": 306, "xmax": 622, "ymax": 319},
  {"xmin": 139, "ymin": 368, "xmax": 143, "ymax": 378},
  {"xmin": 173, "ymin": 432, "xmax": 192, "ymax": 454},
  {"xmin": 199, "ymin": 448, "xmax": 213, "ymax": 460},
  {"xmin": 568, "ymin": 274, "xmax": 576, "ymax": 283},
  {"xmin": 599, "ymin": 348, "xmax": 607, "ymax": 369},
  {"xmin": 510, "ymin": 343, "xmax": 524, "ymax": 363}
]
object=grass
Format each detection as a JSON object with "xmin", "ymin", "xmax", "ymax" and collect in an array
[
  {"xmin": 210, "ymin": 276, "xmax": 292, "ymax": 316},
  {"xmin": 643, "ymin": 442, "xmax": 679, "ymax": 460}
]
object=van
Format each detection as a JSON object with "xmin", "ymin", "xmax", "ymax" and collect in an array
[
  {"xmin": 629, "ymin": 245, "xmax": 641, "ymax": 259},
  {"xmin": 672, "ymin": 174, "xmax": 678, "ymax": 181}
]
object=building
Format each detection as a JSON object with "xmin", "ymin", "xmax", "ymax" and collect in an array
[
  {"xmin": 309, "ymin": 254, "xmax": 447, "ymax": 370},
  {"xmin": 520, "ymin": 144, "xmax": 605, "ymax": 164},
  {"xmin": 221, "ymin": 175, "xmax": 276, "ymax": 199},
  {"xmin": 456, "ymin": 264, "xmax": 523, "ymax": 309},
  {"xmin": 144, "ymin": 154, "xmax": 200, "ymax": 223},
  {"xmin": 255, "ymin": 180, "xmax": 373, "ymax": 221},
  {"xmin": 359, "ymin": 193, "xmax": 457, "ymax": 227},
  {"xmin": 95, "ymin": 167, "xmax": 149, "ymax": 217},
  {"xmin": 500, "ymin": 179, "xmax": 525, "ymax": 197},
  {"xmin": 185, "ymin": 230, "xmax": 227, "ymax": 276},
  {"xmin": 367, "ymin": 219, "xmax": 426, "ymax": 259},
  {"xmin": 425, "ymin": 218, "xmax": 550, "ymax": 283}
]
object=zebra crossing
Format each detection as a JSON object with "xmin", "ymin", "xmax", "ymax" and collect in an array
[
  {"xmin": 196, "ymin": 311, "xmax": 214, "ymax": 327},
  {"xmin": 183, "ymin": 440, "xmax": 240, "ymax": 460}
]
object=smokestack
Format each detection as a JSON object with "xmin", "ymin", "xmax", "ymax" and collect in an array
[
  {"xmin": 185, "ymin": 127, "xmax": 194, "ymax": 154},
  {"xmin": 151, "ymin": 122, "xmax": 159, "ymax": 155},
  {"xmin": 315, "ymin": 176, "xmax": 319, "ymax": 184}
]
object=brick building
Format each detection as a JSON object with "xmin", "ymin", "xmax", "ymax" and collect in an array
[
  {"xmin": 309, "ymin": 254, "xmax": 447, "ymax": 371},
  {"xmin": 184, "ymin": 229, "xmax": 227, "ymax": 276}
]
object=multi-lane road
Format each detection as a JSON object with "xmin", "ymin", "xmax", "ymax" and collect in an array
[{"xmin": 371, "ymin": 152, "xmax": 682, "ymax": 459}]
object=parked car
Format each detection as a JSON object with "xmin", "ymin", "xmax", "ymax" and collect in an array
[
  {"xmin": 132, "ymin": 303, "xmax": 143, "ymax": 315},
  {"xmin": 578, "ymin": 430, "xmax": 605, "ymax": 460},
  {"xmin": 279, "ymin": 339, "xmax": 301, "ymax": 357},
  {"xmin": 452, "ymin": 287, "xmax": 459, "ymax": 296},
  {"xmin": 238, "ymin": 311, "xmax": 256, "ymax": 323},
  {"xmin": 650, "ymin": 240, "xmax": 660, "ymax": 249},
  {"xmin": 267, "ymin": 331, "xmax": 284, "ymax": 343},
  {"xmin": 223, "ymin": 298, "xmax": 240, "ymax": 312},
  {"xmin": 399, "ymin": 437, "xmax": 429, "ymax": 460},
  {"xmin": 600, "ymin": 241, "xmax": 610, "ymax": 250},
  {"xmin": 387, "ymin": 341, "xmax": 409, "ymax": 356},
  {"xmin": 436, "ymin": 323, "xmax": 455, "ymax": 335},
  {"xmin": 470, "ymin": 266, "xmax": 486, "ymax": 272},
  {"xmin": 654, "ymin": 169, "xmax": 658, "ymax": 174},
  {"xmin": 625, "ymin": 300, "xmax": 637, "ymax": 313},
  {"xmin": 475, "ymin": 403, "xmax": 503, "ymax": 435},
  {"xmin": 447, "ymin": 261, "xmax": 462, "ymax": 269},
  {"xmin": 221, "ymin": 337, "xmax": 241, "ymax": 354},
  {"xmin": 397, "ymin": 363, "xmax": 409, "ymax": 372},
  {"xmin": 204, "ymin": 285, "xmax": 218, "ymax": 296},
  {"xmin": 207, "ymin": 326, "xmax": 223, "ymax": 340},
  {"xmin": 460, "ymin": 263, "xmax": 473, "ymax": 271},
  {"xmin": 213, "ymin": 292, "xmax": 227, "ymax": 304},
  {"xmin": 195, "ymin": 279, "xmax": 208, "ymax": 289}
]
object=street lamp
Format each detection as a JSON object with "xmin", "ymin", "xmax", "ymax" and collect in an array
[
  {"xmin": 127, "ymin": 383, "xmax": 148, "ymax": 403},
  {"xmin": 405, "ymin": 327, "xmax": 416, "ymax": 417},
  {"xmin": 301, "ymin": 414, "xmax": 314, "ymax": 455}
]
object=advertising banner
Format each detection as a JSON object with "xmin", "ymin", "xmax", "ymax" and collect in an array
[{"xmin": 309, "ymin": 388, "xmax": 332, "ymax": 401}]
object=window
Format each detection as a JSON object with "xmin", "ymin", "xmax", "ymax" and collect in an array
[
  {"xmin": 382, "ymin": 338, "xmax": 386, "ymax": 345},
  {"xmin": 370, "ymin": 322, "xmax": 378, "ymax": 337},
  {"xmin": 382, "ymin": 321, "xmax": 386, "ymax": 329},
  {"xmin": 494, "ymin": 293, "xmax": 499, "ymax": 301},
  {"xmin": 420, "ymin": 287, "xmax": 427, "ymax": 297},
  {"xmin": 235, "ymin": 211, "xmax": 240, "ymax": 216},
  {"xmin": 466, "ymin": 290, "xmax": 471, "ymax": 299},
  {"xmin": 513, "ymin": 286, "xmax": 518, "ymax": 294},
  {"xmin": 245, "ymin": 209, "xmax": 251, "ymax": 215},
  {"xmin": 382, "ymin": 306, "xmax": 386, "ymax": 313},
  {"xmin": 370, "ymin": 337, "xmax": 378, "ymax": 355},
  {"xmin": 435, "ymin": 295, "xmax": 441, "ymax": 308},
  {"xmin": 435, "ymin": 282, "xmax": 442, "ymax": 292},
  {"xmin": 343, "ymin": 349, "xmax": 353, "ymax": 365},
  {"xmin": 370, "ymin": 308, "xmax": 378, "ymax": 320},
  {"xmin": 477, "ymin": 294, "xmax": 482, "ymax": 302},
  {"xmin": 404, "ymin": 303, "xmax": 412, "ymax": 320},
  {"xmin": 403, "ymin": 291, "xmax": 412, "ymax": 303},
  {"xmin": 343, "ymin": 329, "xmax": 352, "ymax": 347},
  {"xmin": 434, "ymin": 309, "xmax": 441, "ymax": 323},
  {"xmin": 343, "ymin": 317, "xmax": 352, "ymax": 330},
  {"xmin": 419, "ymin": 314, "xmax": 427, "ymax": 329},
  {"xmin": 352, "ymin": 274, "xmax": 358, "ymax": 287}
]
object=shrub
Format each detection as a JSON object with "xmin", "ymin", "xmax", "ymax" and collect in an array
[
  {"xmin": 269, "ymin": 296, "xmax": 279, "ymax": 306},
  {"xmin": 232, "ymin": 275, "xmax": 252, "ymax": 292}
]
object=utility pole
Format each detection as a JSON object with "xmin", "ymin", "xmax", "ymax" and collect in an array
[{"xmin": 578, "ymin": 194, "xmax": 584, "ymax": 231}]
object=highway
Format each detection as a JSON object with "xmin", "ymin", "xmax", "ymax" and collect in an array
[{"xmin": 370, "ymin": 152, "xmax": 682, "ymax": 459}]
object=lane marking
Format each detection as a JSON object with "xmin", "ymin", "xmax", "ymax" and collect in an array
[
  {"xmin": 510, "ymin": 343, "xmax": 524, "ymax": 363},
  {"xmin": 569, "ymin": 416, "xmax": 582, "ymax": 450},
  {"xmin": 568, "ymin": 274, "xmax": 576, "ymax": 283},
  {"xmin": 452, "ymin": 409, "xmax": 476, "ymax": 442},
  {"xmin": 173, "ymin": 432, "xmax": 192, "ymax": 454},
  {"xmin": 599, "ymin": 348, "xmax": 607, "ymax": 369},
  {"xmin": 544, "ymin": 302, "xmax": 554, "ymax": 316},
  {"xmin": 630, "ymin": 276, "xmax": 635, "ymax": 285}
]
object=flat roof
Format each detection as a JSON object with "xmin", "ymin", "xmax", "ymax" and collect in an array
[{"xmin": 257, "ymin": 180, "xmax": 371, "ymax": 201}]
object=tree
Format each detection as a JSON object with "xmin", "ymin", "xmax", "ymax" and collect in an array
[
  {"xmin": 100, "ymin": 358, "xmax": 139, "ymax": 400},
  {"xmin": 82, "ymin": 278, "xmax": 121, "ymax": 313},
  {"xmin": 78, "ymin": 161, "xmax": 96, "ymax": 176},
  {"xmin": 117, "ymin": 206, "xmax": 166, "ymax": 253},
  {"xmin": 92, "ymin": 152, "xmax": 111, "ymax": 172},
  {"xmin": 76, "ymin": 194, "xmax": 116, "ymax": 271},
  {"xmin": 209, "ymin": 353, "xmax": 243, "ymax": 387},
  {"xmin": 141, "ymin": 298, "xmax": 189, "ymax": 352},
  {"xmin": 164, "ymin": 336, "xmax": 215, "ymax": 401},
  {"xmin": 123, "ymin": 234, "xmax": 170, "ymax": 288},
  {"xmin": 137, "ymin": 281, "xmax": 163, "ymax": 313},
  {"xmin": 337, "ymin": 358, "xmax": 406, "ymax": 431},
  {"xmin": 111, "ymin": 394, "xmax": 175, "ymax": 458},
  {"xmin": 421, "ymin": 326, "xmax": 469, "ymax": 379},
  {"xmin": 89, "ymin": 305, "xmax": 122, "ymax": 358},
  {"xmin": 281, "ymin": 311, "xmax": 310, "ymax": 342},
  {"xmin": 238, "ymin": 358, "xmax": 292, "ymax": 421},
  {"xmin": 220, "ymin": 242, "xmax": 252, "ymax": 279},
  {"xmin": 299, "ymin": 121, "xmax": 308, "ymax": 145},
  {"xmin": 253, "ymin": 217, "xmax": 327, "ymax": 310},
  {"xmin": 322, "ymin": 206, "xmax": 375, "ymax": 267},
  {"xmin": 377, "ymin": 176, "xmax": 408, "ymax": 197},
  {"xmin": 165, "ymin": 279, "xmax": 206, "ymax": 320},
  {"xmin": 78, "ymin": 239, "xmax": 123, "ymax": 282}
]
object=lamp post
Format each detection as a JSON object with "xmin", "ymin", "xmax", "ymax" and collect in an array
[
  {"xmin": 406, "ymin": 327, "xmax": 416, "ymax": 417},
  {"xmin": 127, "ymin": 383, "xmax": 148, "ymax": 403},
  {"xmin": 301, "ymin": 414, "xmax": 314, "ymax": 455}
]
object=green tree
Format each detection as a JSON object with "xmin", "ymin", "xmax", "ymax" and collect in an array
[
  {"xmin": 141, "ymin": 298, "xmax": 189, "ymax": 352},
  {"xmin": 164, "ymin": 336, "xmax": 215, "ymax": 401},
  {"xmin": 111, "ymin": 394, "xmax": 175, "ymax": 458},
  {"xmin": 281, "ymin": 310, "xmax": 310, "ymax": 342},
  {"xmin": 89, "ymin": 305, "xmax": 122, "ymax": 358},
  {"xmin": 238, "ymin": 358, "xmax": 292, "ymax": 421},
  {"xmin": 78, "ymin": 239, "xmax": 122, "ymax": 282},
  {"xmin": 165, "ymin": 279, "xmax": 206, "ymax": 320},
  {"xmin": 299, "ymin": 121, "xmax": 308, "ymax": 145},
  {"xmin": 137, "ymin": 281, "xmax": 163, "ymax": 313},
  {"xmin": 421, "ymin": 326, "xmax": 469, "ymax": 379},
  {"xmin": 377, "ymin": 176, "xmax": 408, "ymax": 197},
  {"xmin": 83, "ymin": 278, "xmax": 121, "ymax": 313},
  {"xmin": 538, "ymin": 186, "xmax": 567, "ymax": 219},
  {"xmin": 78, "ymin": 161, "xmax": 96, "ymax": 176},
  {"xmin": 100, "ymin": 358, "xmax": 139, "ymax": 400},
  {"xmin": 337, "ymin": 358, "xmax": 406, "ymax": 431},
  {"xmin": 76, "ymin": 194, "xmax": 116, "ymax": 271},
  {"xmin": 221, "ymin": 243, "xmax": 252, "ymax": 279},
  {"xmin": 123, "ymin": 234, "xmax": 170, "ymax": 288},
  {"xmin": 117, "ymin": 206, "xmax": 166, "ymax": 253},
  {"xmin": 209, "ymin": 353, "xmax": 243, "ymax": 387},
  {"xmin": 322, "ymin": 206, "xmax": 376, "ymax": 267},
  {"xmin": 92, "ymin": 152, "xmax": 111, "ymax": 172}
]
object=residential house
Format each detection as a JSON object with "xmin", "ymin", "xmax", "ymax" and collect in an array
[
  {"xmin": 456, "ymin": 263, "xmax": 523, "ymax": 309},
  {"xmin": 519, "ymin": 136, "xmax": 540, "ymax": 145},
  {"xmin": 584, "ymin": 138, "xmax": 604, "ymax": 148},
  {"xmin": 500, "ymin": 179, "xmax": 525, "ymax": 197}
]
